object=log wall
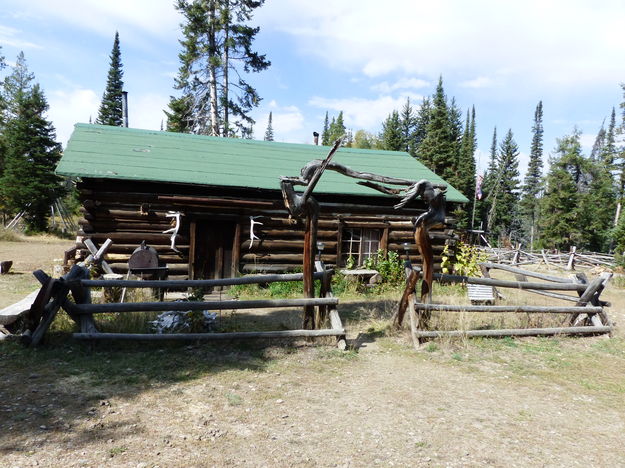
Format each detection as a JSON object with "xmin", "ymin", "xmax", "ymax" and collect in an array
[{"xmin": 76, "ymin": 179, "xmax": 459, "ymax": 279}]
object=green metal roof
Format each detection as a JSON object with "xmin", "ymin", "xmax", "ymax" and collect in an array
[{"xmin": 56, "ymin": 124, "xmax": 468, "ymax": 203}]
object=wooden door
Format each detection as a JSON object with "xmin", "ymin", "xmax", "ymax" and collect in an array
[{"xmin": 191, "ymin": 220, "xmax": 236, "ymax": 280}]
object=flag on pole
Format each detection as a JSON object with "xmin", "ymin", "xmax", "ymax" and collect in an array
[{"xmin": 475, "ymin": 174, "xmax": 484, "ymax": 200}]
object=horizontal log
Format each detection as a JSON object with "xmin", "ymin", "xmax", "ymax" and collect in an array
[
  {"xmin": 67, "ymin": 297, "xmax": 339, "ymax": 314},
  {"xmin": 241, "ymin": 240, "xmax": 337, "ymax": 251},
  {"xmin": 241, "ymin": 264, "xmax": 334, "ymax": 273},
  {"xmin": 82, "ymin": 271, "xmax": 328, "ymax": 288},
  {"xmin": 241, "ymin": 253, "xmax": 336, "ymax": 263},
  {"xmin": 89, "ymin": 232, "xmax": 189, "ymax": 244},
  {"xmin": 414, "ymin": 303, "xmax": 604, "ymax": 314},
  {"xmin": 73, "ymin": 328, "xmax": 346, "ymax": 341},
  {"xmin": 388, "ymin": 243, "xmax": 446, "ymax": 252},
  {"xmin": 80, "ymin": 221, "xmax": 176, "ymax": 233},
  {"xmin": 81, "ymin": 208, "xmax": 172, "ymax": 220},
  {"xmin": 106, "ymin": 254, "xmax": 187, "ymax": 263},
  {"xmin": 240, "ymin": 229, "xmax": 338, "ymax": 239},
  {"xmin": 412, "ymin": 325, "xmax": 612, "ymax": 338},
  {"xmin": 158, "ymin": 195, "xmax": 279, "ymax": 208},
  {"xmin": 106, "ymin": 244, "xmax": 189, "ymax": 254},
  {"xmin": 480, "ymin": 263, "xmax": 573, "ymax": 283},
  {"xmin": 433, "ymin": 273, "xmax": 587, "ymax": 292},
  {"xmin": 388, "ymin": 231, "xmax": 456, "ymax": 241},
  {"xmin": 108, "ymin": 263, "xmax": 189, "ymax": 274}
]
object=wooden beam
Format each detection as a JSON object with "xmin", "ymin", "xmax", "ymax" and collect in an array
[
  {"xmin": 480, "ymin": 262, "xmax": 573, "ymax": 283},
  {"xmin": 413, "ymin": 303, "xmax": 603, "ymax": 314},
  {"xmin": 73, "ymin": 328, "xmax": 346, "ymax": 341},
  {"xmin": 81, "ymin": 271, "xmax": 327, "ymax": 288},
  {"xmin": 412, "ymin": 326, "xmax": 612, "ymax": 338},
  {"xmin": 433, "ymin": 273, "xmax": 587, "ymax": 292},
  {"xmin": 68, "ymin": 297, "xmax": 340, "ymax": 314}
]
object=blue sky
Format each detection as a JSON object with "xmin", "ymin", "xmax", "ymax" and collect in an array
[{"xmin": 1, "ymin": 0, "xmax": 625, "ymax": 176}]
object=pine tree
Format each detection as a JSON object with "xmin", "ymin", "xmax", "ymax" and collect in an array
[
  {"xmin": 380, "ymin": 110, "xmax": 403, "ymax": 151},
  {"xmin": 418, "ymin": 77, "xmax": 458, "ymax": 184},
  {"xmin": 489, "ymin": 129, "xmax": 520, "ymax": 241},
  {"xmin": 0, "ymin": 84, "xmax": 64, "ymax": 231},
  {"xmin": 602, "ymin": 107, "xmax": 617, "ymax": 167},
  {"xmin": 399, "ymin": 97, "xmax": 416, "ymax": 155},
  {"xmin": 590, "ymin": 120, "xmax": 606, "ymax": 160},
  {"xmin": 481, "ymin": 127, "xmax": 498, "ymax": 229},
  {"xmin": 264, "ymin": 111, "xmax": 274, "ymax": 141},
  {"xmin": 96, "ymin": 32, "xmax": 124, "ymax": 126},
  {"xmin": 321, "ymin": 111, "xmax": 330, "ymax": 145},
  {"xmin": 519, "ymin": 101, "xmax": 544, "ymax": 247},
  {"xmin": 412, "ymin": 97, "xmax": 431, "ymax": 152},
  {"xmin": 456, "ymin": 108, "xmax": 477, "ymax": 228},
  {"xmin": 2, "ymin": 52, "xmax": 34, "ymax": 121},
  {"xmin": 327, "ymin": 111, "xmax": 346, "ymax": 143},
  {"xmin": 167, "ymin": 0, "xmax": 270, "ymax": 137}
]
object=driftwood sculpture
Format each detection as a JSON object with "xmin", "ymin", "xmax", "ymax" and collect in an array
[{"xmin": 280, "ymin": 140, "xmax": 446, "ymax": 331}]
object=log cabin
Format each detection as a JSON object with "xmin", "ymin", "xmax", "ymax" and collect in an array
[{"xmin": 56, "ymin": 124, "xmax": 468, "ymax": 280}]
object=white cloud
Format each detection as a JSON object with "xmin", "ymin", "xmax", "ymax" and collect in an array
[
  {"xmin": 579, "ymin": 133, "xmax": 598, "ymax": 151},
  {"xmin": 308, "ymin": 94, "xmax": 421, "ymax": 130},
  {"xmin": 47, "ymin": 88, "xmax": 100, "ymax": 146},
  {"xmin": 0, "ymin": 25, "xmax": 42, "ymax": 49},
  {"xmin": 255, "ymin": 103, "xmax": 305, "ymax": 141},
  {"xmin": 371, "ymin": 78, "xmax": 429, "ymax": 94},
  {"xmin": 129, "ymin": 93, "xmax": 169, "ymax": 132},
  {"xmin": 460, "ymin": 77, "xmax": 494, "ymax": 89},
  {"xmin": 3, "ymin": 0, "xmax": 181, "ymax": 43},
  {"xmin": 257, "ymin": 0, "xmax": 625, "ymax": 88}
]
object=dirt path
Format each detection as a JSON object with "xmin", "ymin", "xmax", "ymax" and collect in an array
[
  {"xmin": 0, "ymin": 236, "xmax": 74, "ymax": 309},
  {"xmin": 2, "ymin": 336, "xmax": 624, "ymax": 468}
]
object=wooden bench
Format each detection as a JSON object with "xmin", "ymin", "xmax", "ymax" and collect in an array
[{"xmin": 467, "ymin": 283, "xmax": 495, "ymax": 304}]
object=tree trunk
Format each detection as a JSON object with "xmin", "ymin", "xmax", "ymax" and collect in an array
[{"xmin": 208, "ymin": 2, "xmax": 220, "ymax": 137}]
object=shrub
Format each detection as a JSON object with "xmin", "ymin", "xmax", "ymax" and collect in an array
[{"xmin": 441, "ymin": 241, "xmax": 487, "ymax": 277}]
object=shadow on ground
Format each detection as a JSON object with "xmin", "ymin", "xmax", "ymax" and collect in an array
[{"xmin": 0, "ymin": 299, "xmax": 398, "ymax": 450}]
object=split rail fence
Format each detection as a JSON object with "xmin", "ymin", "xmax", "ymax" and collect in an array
[
  {"xmin": 484, "ymin": 245, "xmax": 615, "ymax": 270},
  {"xmin": 21, "ymin": 265, "xmax": 346, "ymax": 349},
  {"xmin": 396, "ymin": 261, "xmax": 613, "ymax": 347}
]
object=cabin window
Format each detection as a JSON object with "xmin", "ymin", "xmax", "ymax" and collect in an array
[{"xmin": 341, "ymin": 228, "xmax": 381, "ymax": 266}]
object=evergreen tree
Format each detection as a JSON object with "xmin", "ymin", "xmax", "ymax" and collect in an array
[
  {"xmin": 327, "ymin": 111, "xmax": 346, "ymax": 143},
  {"xmin": 264, "ymin": 111, "xmax": 274, "ymax": 141},
  {"xmin": 602, "ymin": 107, "xmax": 617, "ymax": 167},
  {"xmin": 589, "ymin": 120, "xmax": 606, "ymax": 160},
  {"xmin": 399, "ymin": 97, "xmax": 416, "ymax": 155},
  {"xmin": 380, "ymin": 110, "xmax": 403, "ymax": 151},
  {"xmin": 0, "ymin": 84, "xmax": 64, "ymax": 231},
  {"xmin": 321, "ymin": 111, "xmax": 330, "ymax": 145},
  {"xmin": 456, "ymin": 108, "xmax": 477, "ymax": 228},
  {"xmin": 167, "ymin": 0, "xmax": 270, "ymax": 137},
  {"xmin": 519, "ymin": 101, "xmax": 544, "ymax": 247},
  {"xmin": 418, "ymin": 77, "xmax": 458, "ymax": 184},
  {"xmin": 2, "ymin": 52, "xmax": 34, "ymax": 121},
  {"xmin": 412, "ymin": 96, "xmax": 431, "ymax": 152},
  {"xmin": 481, "ymin": 126, "xmax": 498, "ymax": 230},
  {"xmin": 95, "ymin": 32, "xmax": 124, "ymax": 126},
  {"xmin": 489, "ymin": 129, "xmax": 520, "ymax": 241}
]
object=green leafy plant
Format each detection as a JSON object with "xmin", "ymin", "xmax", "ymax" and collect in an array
[
  {"xmin": 362, "ymin": 250, "xmax": 405, "ymax": 285},
  {"xmin": 441, "ymin": 241, "xmax": 487, "ymax": 277}
]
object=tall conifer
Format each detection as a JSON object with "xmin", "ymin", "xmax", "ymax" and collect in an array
[
  {"xmin": 0, "ymin": 84, "xmax": 64, "ymax": 231},
  {"xmin": 418, "ymin": 77, "xmax": 457, "ymax": 184},
  {"xmin": 264, "ymin": 111, "xmax": 274, "ymax": 141},
  {"xmin": 519, "ymin": 101, "xmax": 544, "ymax": 247},
  {"xmin": 96, "ymin": 32, "xmax": 124, "ymax": 126}
]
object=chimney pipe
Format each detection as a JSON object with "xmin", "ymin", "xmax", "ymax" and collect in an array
[
  {"xmin": 313, "ymin": 131, "xmax": 319, "ymax": 145},
  {"xmin": 122, "ymin": 91, "xmax": 129, "ymax": 127}
]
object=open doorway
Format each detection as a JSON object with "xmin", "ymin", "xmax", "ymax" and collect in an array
[{"xmin": 190, "ymin": 220, "xmax": 237, "ymax": 281}]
